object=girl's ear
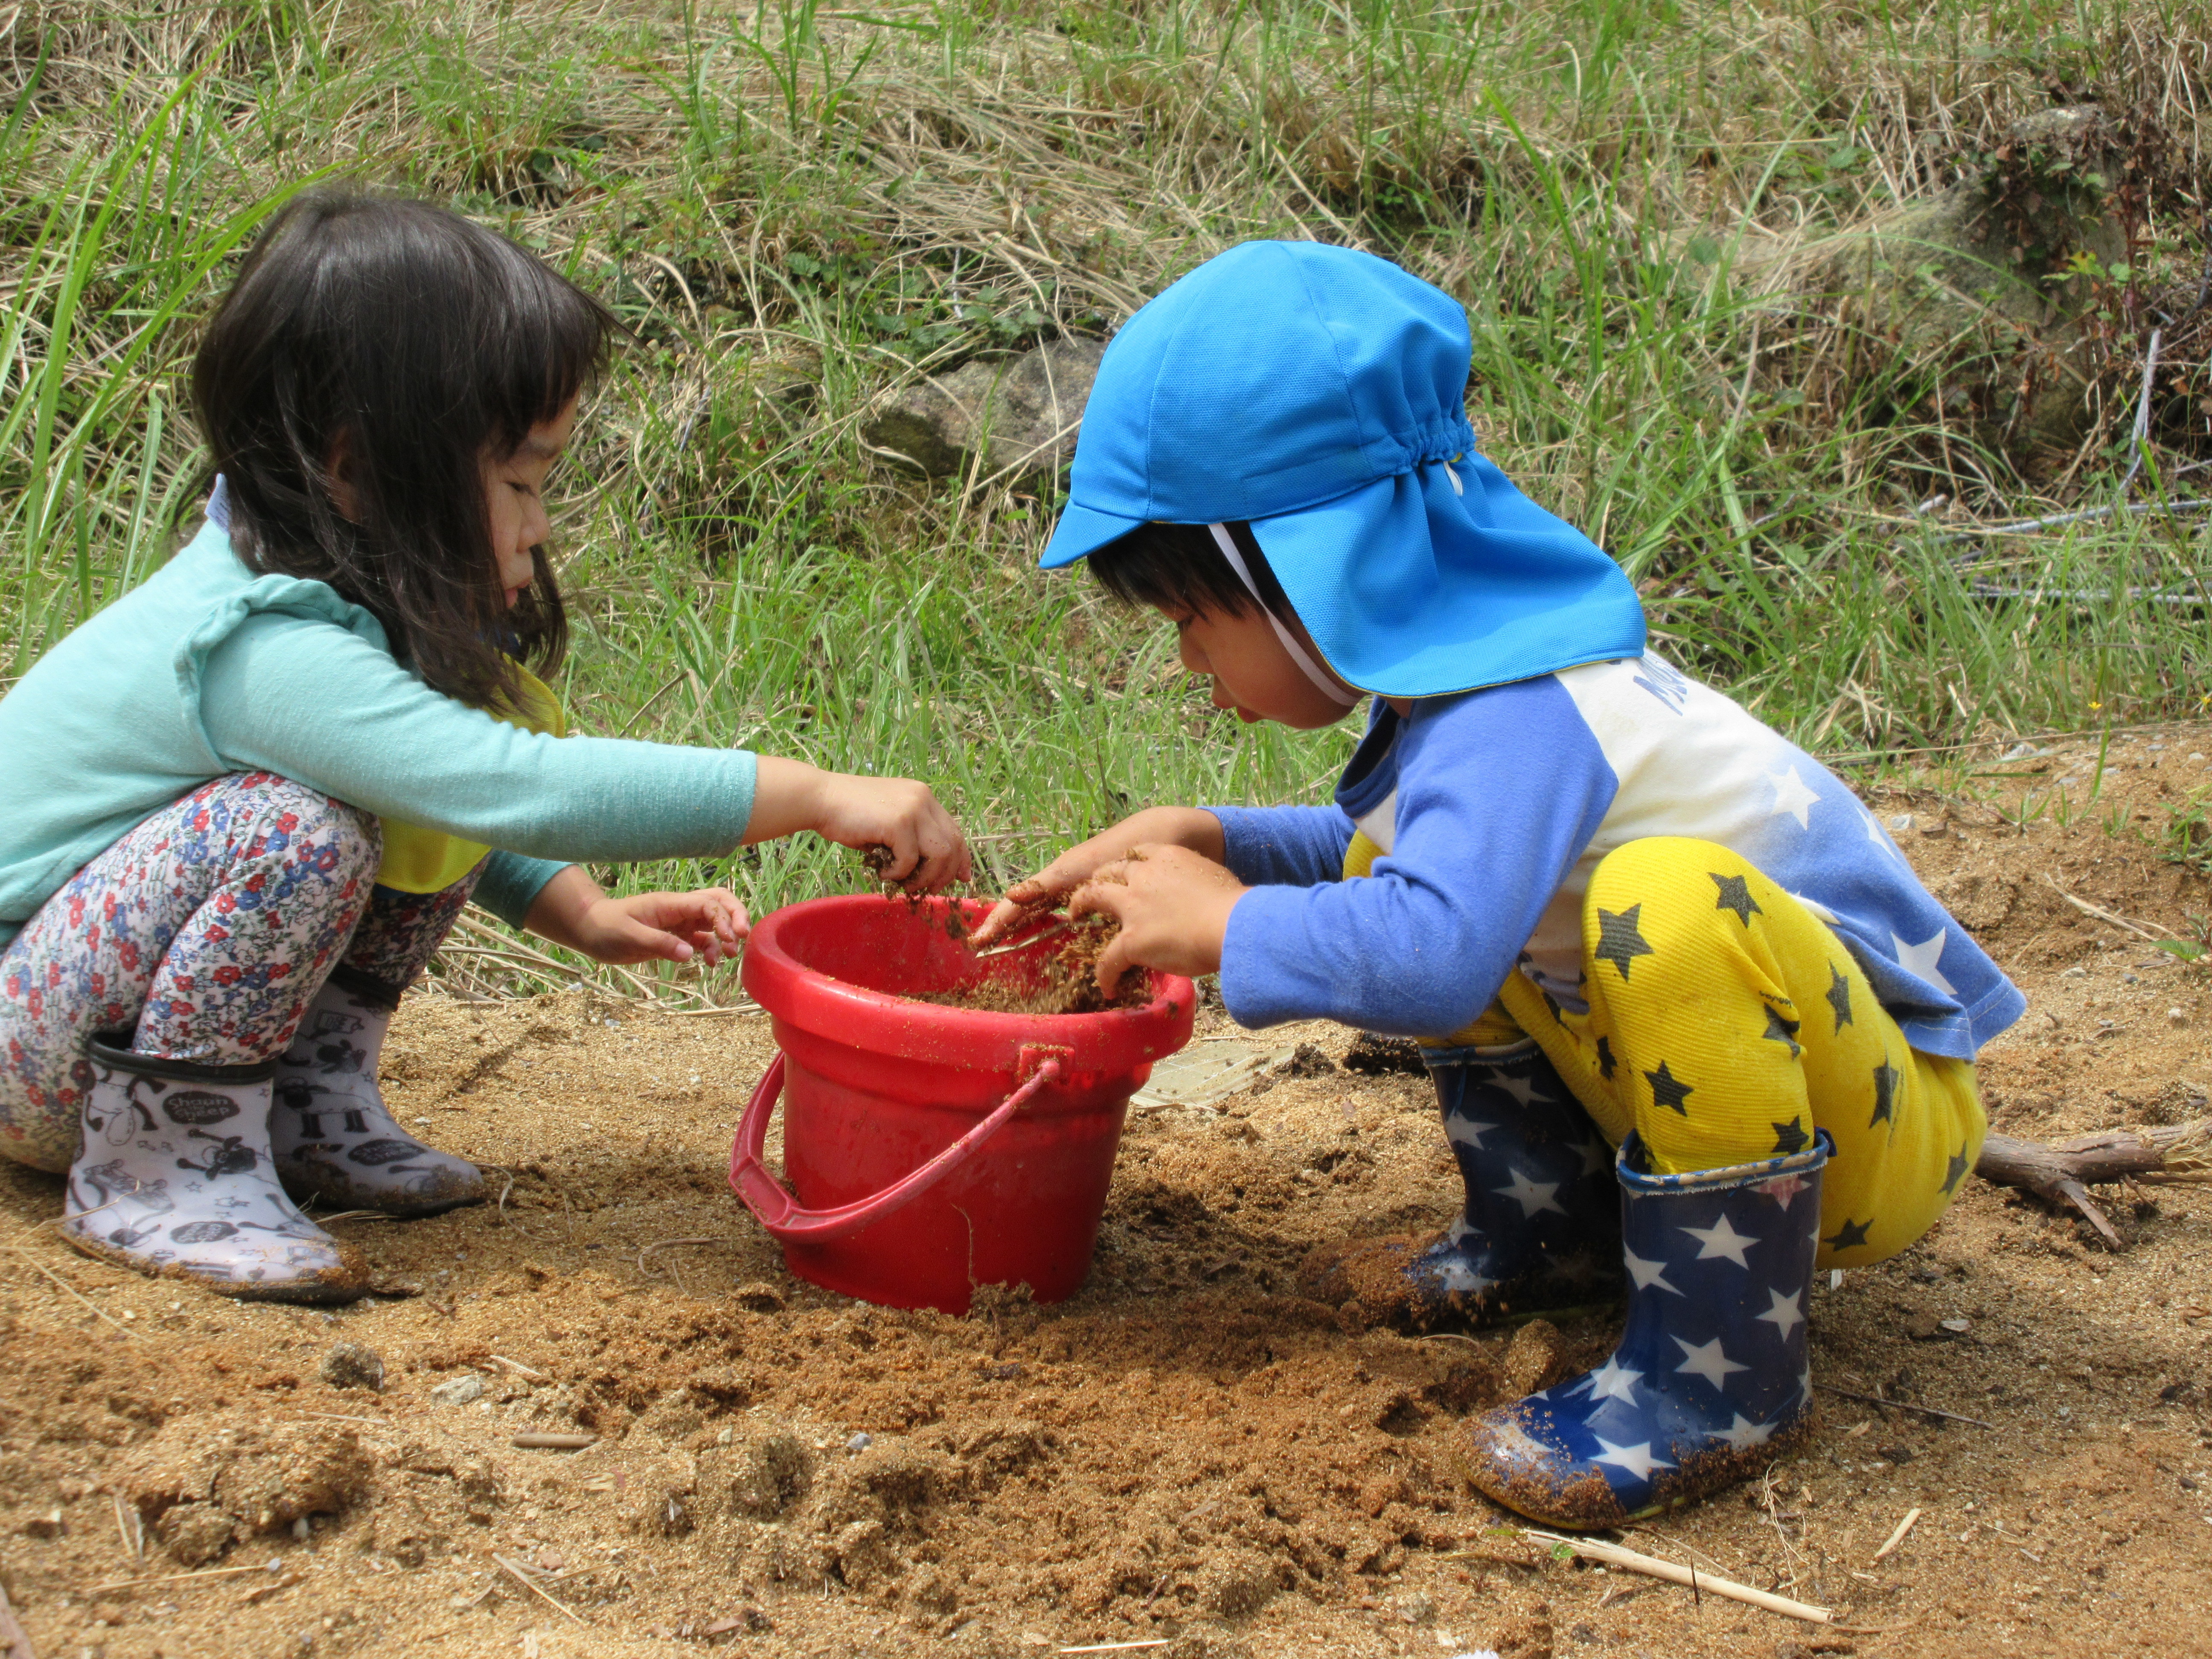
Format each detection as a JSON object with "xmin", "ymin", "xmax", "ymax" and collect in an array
[{"xmin": 324, "ymin": 428, "xmax": 361, "ymax": 523}]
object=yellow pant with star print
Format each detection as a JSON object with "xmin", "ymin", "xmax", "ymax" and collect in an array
[{"xmin": 1482, "ymin": 838, "xmax": 1985, "ymax": 1270}]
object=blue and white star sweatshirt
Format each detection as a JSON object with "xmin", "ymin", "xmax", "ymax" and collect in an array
[{"xmin": 1209, "ymin": 652, "xmax": 2023, "ymax": 1061}]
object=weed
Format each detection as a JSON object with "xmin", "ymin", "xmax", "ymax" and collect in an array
[{"xmin": 2, "ymin": 0, "xmax": 2210, "ymax": 1003}]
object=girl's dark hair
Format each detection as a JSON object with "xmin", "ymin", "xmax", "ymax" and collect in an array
[
  {"xmin": 1084, "ymin": 519, "xmax": 1294, "ymax": 620},
  {"xmin": 191, "ymin": 191, "xmax": 616, "ymax": 711}
]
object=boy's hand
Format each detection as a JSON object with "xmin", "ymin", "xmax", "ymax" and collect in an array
[
  {"xmin": 1068, "ymin": 844, "xmax": 1246, "ymax": 996},
  {"xmin": 970, "ymin": 806, "xmax": 1227, "ymax": 945},
  {"xmin": 526, "ymin": 867, "xmax": 749, "ymax": 965},
  {"xmin": 569, "ymin": 888, "xmax": 750, "ymax": 965},
  {"xmin": 746, "ymin": 759, "xmax": 972, "ymax": 892}
]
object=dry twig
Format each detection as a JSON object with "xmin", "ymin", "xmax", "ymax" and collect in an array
[
  {"xmin": 493, "ymin": 1554, "xmax": 589, "ymax": 1624},
  {"xmin": 1872, "ymin": 1506, "xmax": 1921, "ymax": 1562},
  {"xmin": 1519, "ymin": 1529, "xmax": 1833, "ymax": 1624},
  {"xmin": 1975, "ymin": 1115, "xmax": 2212, "ymax": 1249},
  {"xmin": 1814, "ymin": 1383, "xmax": 1994, "ymax": 1429}
]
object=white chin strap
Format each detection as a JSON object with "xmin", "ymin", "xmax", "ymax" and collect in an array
[{"xmin": 1207, "ymin": 523, "xmax": 1362, "ymax": 707}]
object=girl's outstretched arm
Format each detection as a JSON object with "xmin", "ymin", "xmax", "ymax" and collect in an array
[{"xmin": 743, "ymin": 757, "xmax": 971, "ymax": 891}]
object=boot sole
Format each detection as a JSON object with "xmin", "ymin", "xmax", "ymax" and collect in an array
[{"xmin": 60, "ymin": 1230, "xmax": 371, "ymax": 1306}]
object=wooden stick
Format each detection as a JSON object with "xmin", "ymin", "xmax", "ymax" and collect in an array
[
  {"xmin": 511, "ymin": 1432, "xmax": 598, "ymax": 1450},
  {"xmin": 0, "ymin": 1575, "xmax": 34, "ymax": 1659},
  {"xmin": 1975, "ymin": 1116, "xmax": 2212, "ymax": 1250},
  {"xmin": 1872, "ymin": 1507, "xmax": 1921, "ymax": 1562},
  {"xmin": 1057, "ymin": 1644, "xmax": 1170, "ymax": 1654},
  {"xmin": 488, "ymin": 1354, "xmax": 549, "ymax": 1381},
  {"xmin": 493, "ymin": 1553, "xmax": 588, "ymax": 1623},
  {"xmin": 1814, "ymin": 1383, "xmax": 1994, "ymax": 1429},
  {"xmin": 87, "ymin": 1563, "xmax": 270, "ymax": 1592},
  {"xmin": 1519, "ymin": 1529, "xmax": 1833, "ymax": 1624}
]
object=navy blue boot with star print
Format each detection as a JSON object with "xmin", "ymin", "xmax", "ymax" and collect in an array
[
  {"xmin": 1463, "ymin": 1130, "xmax": 1830, "ymax": 1528},
  {"xmin": 1299, "ymin": 1040, "xmax": 1620, "ymax": 1330}
]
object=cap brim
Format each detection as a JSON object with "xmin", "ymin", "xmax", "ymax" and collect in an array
[{"xmin": 1038, "ymin": 498, "xmax": 1146, "ymax": 570}]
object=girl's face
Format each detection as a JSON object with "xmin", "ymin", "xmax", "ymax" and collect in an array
[
  {"xmin": 1162, "ymin": 601, "xmax": 1360, "ymax": 730},
  {"xmin": 482, "ymin": 397, "xmax": 578, "ymax": 608}
]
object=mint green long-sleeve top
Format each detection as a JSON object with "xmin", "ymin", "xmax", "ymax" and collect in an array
[{"xmin": 0, "ymin": 516, "xmax": 759, "ymax": 950}]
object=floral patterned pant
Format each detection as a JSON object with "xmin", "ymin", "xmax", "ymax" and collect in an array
[{"xmin": 0, "ymin": 773, "xmax": 482, "ymax": 1173}]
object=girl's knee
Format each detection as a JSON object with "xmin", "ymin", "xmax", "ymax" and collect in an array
[{"xmin": 247, "ymin": 776, "xmax": 381, "ymax": 886}]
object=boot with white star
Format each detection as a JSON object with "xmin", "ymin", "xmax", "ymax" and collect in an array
[
  {"xmin": 270, "ymin": 968, "xmax": 486, "ymax": 1217},
  {"xmin": 1463, "ymin": 1129, "xmax": 1830, "ymax": 1528},
  {"xmin": 1299, "ymin": 1040, "xmax": 1620, "ymax": 1330},
  {"xmin": 59, "ymin": 1036, "xmax": 370, "ymax": 1302}
]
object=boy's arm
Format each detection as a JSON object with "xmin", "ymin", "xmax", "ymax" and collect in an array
[
  {"xmin": 1207, "ymin": 803, "xmax": 1358, "ymax": 888},
  {"xmin": 1218, "ymin": 677, "xmax": 1616, "ymax": 1035}
]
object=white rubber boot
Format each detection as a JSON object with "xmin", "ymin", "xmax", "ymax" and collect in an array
[
  {"xmin": 61, "ymin": 1037, "xmax": 368, "ymax": 1303},
  {"xmin": 271, "ymin": 969, "xmax": 485, "ymax": 1217}
]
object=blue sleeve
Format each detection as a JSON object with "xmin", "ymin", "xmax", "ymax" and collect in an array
[
  {"xmin": 1207, "ymin": 803, "xmax": 1358, "ymax": 887},
  {"xmin": 473, "ymin": 852, "xmax": 569, "ymax": 929},
  {"xmin": 1218, "ymin": 677, "xmax": 1618, "ymax": 1034},
  {"xmin": 198, "ymin": 614, "xmax": 758, "ymax": 863}
]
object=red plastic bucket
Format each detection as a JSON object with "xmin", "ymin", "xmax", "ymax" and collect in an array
[{"xmin": 731, "ymin": 895, "xmax": 1194, "ymax": 1314}]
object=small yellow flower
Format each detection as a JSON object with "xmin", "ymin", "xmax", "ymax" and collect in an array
[{"xmin": 2089, "ymin": 701, "xmax": 2104, "ymax": 712}]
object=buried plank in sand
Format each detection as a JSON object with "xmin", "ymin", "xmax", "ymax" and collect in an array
[
  {"xmin": 0, "ymin": 191, "xmax": 970, "ymax": 1304},
  {"xmin": 971, "ymin": 239, "xmax": 2026, "ymax": 1529}
]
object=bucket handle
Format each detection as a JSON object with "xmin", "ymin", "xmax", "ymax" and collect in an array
[{"xmin": 729, "ymin": 1049, "xmax": 1066, "ymax": 1243}]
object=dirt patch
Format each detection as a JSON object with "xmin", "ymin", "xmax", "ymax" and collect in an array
[
  {"xmin": 914, "ymin": 917, "xmax": 1146, "ymax": 1015},
  {"xmin": 2, "ymin": 729, "xmax": 2211, "ymax": 1658}
]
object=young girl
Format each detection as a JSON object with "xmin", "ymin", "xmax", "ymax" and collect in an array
[
  {"xmin": 975, "ymin": 240, "xmax": 2020, "ymax": 1527},
  {"xmin": 0, "ymin": 193, "xmax": 968, "ymax": 1304}
]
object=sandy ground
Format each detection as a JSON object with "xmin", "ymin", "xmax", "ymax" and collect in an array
[{"xmin": 4, "ymin": 728, "xmax": 2211, "ymax": 1659}]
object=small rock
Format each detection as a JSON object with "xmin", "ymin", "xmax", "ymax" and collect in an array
[
  {"xmin": 1904, "ymin": 1313, "xmax": 1944, "ymax": 1341},
  {"xmin": 1939, "ymin": 1316, "xmax": 1971, "ymax": 1335},
  {"xmin": 154, "ymin": 1502, "xmax": 237, "ymax": 1566},
  {"xmin": 291, "ymin": 1516, "xmax": 311, "ymax": 1540},
  {"xmin": 1286, "ymin": 1042, "xmax": 1338, "ymax": 1078},
  {"xmin": 318, "ymin": 1342, "xmax": 385, "ymax": 1392},
  {"xmin": 846, "ymin": 1432, "xmax": 873, "ymax": 1453},
  {"xmin": 1197, "ymin": 1548, "xmax": 1280, "ymax": 1620},
  {"xmin": 1877, "ymin": 1443, "xmax": 1914, "ymax": 1464},
  {"xmin": 430, "ymin": 1374, "xmax": 484, "ymax": 1407},
  {"xmin": 861, "ymin": 338, "xmax": 1106, "ymax": 483},
  {"xmin": 728, "ymin": 1432, "xmax": 814, "ymax": 1519},
  {"xmin": 1397, "ymin": 1593, "xmax": 1437, "ymax": 1625},
  {"xmin": 1887, "ymin": 812, "xmax": 1914, "ymax": 831}
]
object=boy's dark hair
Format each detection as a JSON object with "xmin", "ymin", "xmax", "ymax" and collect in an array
[
  {"xmin": 191, "ymin": 191, "xmax": 616, "ymax": 712},
  {"xmin": 1085, "ymin": 519, "xmax": 1294, "ymax": 621}
]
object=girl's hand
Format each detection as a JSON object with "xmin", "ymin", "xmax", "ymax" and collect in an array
[
  {"xmin": 1066, "ymin": 844, "xmax": 1247, "ymax": 996},
  {"xmin": 969, "ymin": 806, "xmax": 1226, "ymax": 946},
  {"xmin": 745, "ymin": 757, "xmax": 972, "ymax": 892},
  {"xmin": 525, "ymin": 867, "xmax": 748, "ymax": 965},
  {"xmin": 569, "ymin": 887, "xmax": 751, "ymax": 965}
]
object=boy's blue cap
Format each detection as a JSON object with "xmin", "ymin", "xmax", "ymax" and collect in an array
[{"xmin": 1041, "ymin": 240, "xmax": 1645, "ymax": 698}]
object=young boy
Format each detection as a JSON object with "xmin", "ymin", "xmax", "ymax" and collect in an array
[{"xmin": 973, "ymin": 241, "xmax": 2020, "ymax": 1528}]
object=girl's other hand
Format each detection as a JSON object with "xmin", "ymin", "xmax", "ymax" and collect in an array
[
  {"xmin": 571, "ymin": 887, "xmax": 750, "ymax": 965},
  {"xmin": 969, "ymin": 806, "xmax": 1227, "ymax": 946},
  {"xmin": 1066, "ymin": 845, "xmax": 1246, "ymax": 995}
]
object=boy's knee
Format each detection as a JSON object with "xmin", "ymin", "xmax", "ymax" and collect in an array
[{"xmin": 1586, "ymin": 837, "xmax": 1746, "ymax": 914}]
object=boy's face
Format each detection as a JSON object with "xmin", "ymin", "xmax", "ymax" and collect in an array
[
  {"xmin": 483, "ymin": 396, "xmax": 578, "ymax": 609},
  {"xmin": 1163, "ymin": 602, "xmax": 1359, "ymax": 730}
]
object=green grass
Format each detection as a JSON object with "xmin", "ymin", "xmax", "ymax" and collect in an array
[{"xmin": 2, "ymin": 0, "xmax": 2208, "ymax": 1004}]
